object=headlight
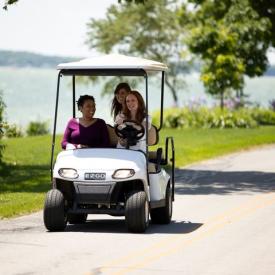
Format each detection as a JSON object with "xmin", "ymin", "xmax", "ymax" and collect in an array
[
  {"xmin": 58, "ymin": 168, "xmax": 78, "ymax": 179},
  {"xmin": 112, "ymin": 169, "xmax": 135, "ymax": 179}
]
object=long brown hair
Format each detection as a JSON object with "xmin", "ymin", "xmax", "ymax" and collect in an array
[
  {"xmin": 111, "ymin": 82, "xmax": 131, "ymax": 120},
  {"xmin": 124, "ymin": 90, "xmax": 146, "ymax": 123}
]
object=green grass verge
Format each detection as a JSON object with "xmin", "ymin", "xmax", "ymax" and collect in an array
[
  {"xmin": 1, "ymin": 126, "xmax": 275, "ymax": 218},
  {"xmin": 156, "ymin": 126, "xmax": 275, "ymax": 167}
]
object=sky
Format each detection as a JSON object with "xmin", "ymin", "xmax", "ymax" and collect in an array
[
  {"xmin": 0, "ymin": 0, "xmax": 275, "ymax": 63},
  {"xmin": 0, "ymin": 0, "xmax": 117, "ymax": 57}
]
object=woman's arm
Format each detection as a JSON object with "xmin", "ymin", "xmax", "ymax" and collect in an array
[
  {"xmin": 61, "ymin": 119, "xmax": 76, "ymax": 149},
  {"xmin": 142, "ymin": 115, "xmax": 152, "ymax": 130},
  {"xmin": 114, "ymin": 113, "xmax": 125, "ymax": 125}
]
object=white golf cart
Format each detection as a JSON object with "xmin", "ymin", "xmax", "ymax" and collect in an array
[{"xmin": 43, "ymin": 54, "xmax": 175, "ymax": 233}]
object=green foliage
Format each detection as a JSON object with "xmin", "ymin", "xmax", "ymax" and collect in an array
[
  {"xmin": 3, "ymin": 123, "xmax": 24, "ymax": 138},
  {"xmin": 86, "ymin": 0, "xmax": 192, "ymax": 104},
  {"xmin": 251, "ymin": 108, "xmax": 275, "ymax": 125},
  {"xmin": 0, "ymin": 134, "xmax": 55, "ymax": 218},
  {"xmin": 153, "ymin": 107, "xmax": 275, "ymax": 129},
  {"xmin": 186, "ymin": 0, "xmax": 273, "ymax": 107},
  {"xmin": 26, "ymin": 121, "xmax": 49, "ymax": 136}
]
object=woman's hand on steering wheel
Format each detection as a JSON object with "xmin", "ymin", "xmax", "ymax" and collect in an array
[{"xmin": 114, "ymin": 119, "xmax": 145, "ymax": 140}]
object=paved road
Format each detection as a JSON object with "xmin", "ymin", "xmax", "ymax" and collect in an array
[{"xmin": 1, "ymin": 145, "xmax": 275, "ymax": 275}]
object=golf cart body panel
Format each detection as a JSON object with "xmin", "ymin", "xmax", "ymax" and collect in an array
[
  {"xmin": 54, "ymin": 148, "xmax": 147, "ymax": 181},
  {"xmin": 149, "ymin": 170, "xmax": 170, "ymax": 202},
  {"xmin": 53, "ymin": 148, "xmax": 150, "ymax": 199}
]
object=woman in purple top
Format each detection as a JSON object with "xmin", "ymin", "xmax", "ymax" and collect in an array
[{"xmin": 61, "ymin": 95, "xmax": 110, "ymax": 150}]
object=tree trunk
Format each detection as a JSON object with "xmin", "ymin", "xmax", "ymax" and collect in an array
[
  {"xmin": 165, "ymin": 78, "xmax": 178, "ymax": 107},
  {"xmin": 220, "ymin": 90, "xmax": 224, "ymax": 109}
]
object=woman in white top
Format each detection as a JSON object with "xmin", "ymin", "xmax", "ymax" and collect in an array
[{"xmin": 115, "ymin": 90, "xmax": 151, "ymax": 153}]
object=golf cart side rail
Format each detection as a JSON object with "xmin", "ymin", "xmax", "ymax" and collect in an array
[{"xmin": 165, "ymin": 136, "xmax": 175, "ymax": 201}]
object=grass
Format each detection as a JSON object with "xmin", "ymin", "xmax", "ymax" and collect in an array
[
  {"xmin": 1, "ymin": 126, "xmax": 275, "ymax": 218},
  {"xmin": 0, "ymin": 135, "xmax": 61, "ymax": 218},
  {"xmin": 156, "ymin": 126, "xmax": 275, "ymax": 167}
]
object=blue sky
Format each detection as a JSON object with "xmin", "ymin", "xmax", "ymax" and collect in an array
[
  {"xmin": 0, "ymin": 0, "xmax": 117, "ymax": 57},
  {"xmin": 1, "ymin": 0, "xmax": 275, "ymax": 63}
]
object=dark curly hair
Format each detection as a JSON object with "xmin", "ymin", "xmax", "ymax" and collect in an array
[
  {"xmin": 77, "ymin": 95, "xmax": 95, "ymax": 110},
  {"xmin": 111, "ymin": 82, "xmax": 131, "ymax": 120}
]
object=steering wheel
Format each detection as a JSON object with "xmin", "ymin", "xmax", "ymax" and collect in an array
[{"xmin": 115, "ymin": 120, "xmax": 145, "ymax": 148}]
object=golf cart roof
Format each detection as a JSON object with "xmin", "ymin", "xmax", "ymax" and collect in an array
[{"xmin": 57, "ymin": 54, "xmax": 168, "ymax": 76}]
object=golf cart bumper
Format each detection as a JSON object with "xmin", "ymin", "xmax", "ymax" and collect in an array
[{"xmin": 67, "ymin": 181, "xmax": 125, "ymax": 215}]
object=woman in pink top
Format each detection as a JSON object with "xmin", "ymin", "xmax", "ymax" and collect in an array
[{"xmin": 61, "ymin": 95, "xmax": 110, "ymax": 150}]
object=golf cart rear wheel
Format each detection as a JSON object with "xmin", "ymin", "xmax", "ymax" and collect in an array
[
  {"xmin": 150, "ymin": 185, "xmax": 172, "ymax": 224},
  {"xmin": 67, "ymin": 213, "xmax": 87, "ymax": 224},
  {"xmin": 125, "ymin": 190, "xmax": 149, "ymax": 233},
  {"xmin": 43, "ymin": 189, "xmax": 67, "ymax": 231}
]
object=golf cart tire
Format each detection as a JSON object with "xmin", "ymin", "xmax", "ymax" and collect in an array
[
  {"xmin": 150, "ymin": 185, "xmax": 172, "ymax": 224},
  {"xmin": 43, "ymin": 189, "xmax": 67, "ymax": 231},
  {"xmin": 125, "ymin": 190, "xmax": 149, "ymax": 233},
  {"xmin": 67, "ymin": 213, "xmax": 87, "ymax": 224}
]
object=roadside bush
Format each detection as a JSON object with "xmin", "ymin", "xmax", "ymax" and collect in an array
[
  {"xmin": 152, "ymin": 107, "xmax": 275, "ymax": 129},
  {"xmin": 3, "ymin": 123, "xmax": 24, "ymax": 138},
  {"xmin": 26, "ymin": 121, "xmax": 49, "ymax": 136},
  {"xmin": 251, "ymin": 108, "xmax": 275, "ymax": 125}
]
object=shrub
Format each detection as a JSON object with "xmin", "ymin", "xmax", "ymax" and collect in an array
[
  {"xmin": 3, "ymin": 123, "xmax": 24, "ymax": 138},
  {"xmin": 251, "ymin": 108, "xmax": 275, "ymax": 125},
  {"xmin": 26, "ymin": 121, "xmax": 49, "ymax": 136},
  {"xmin": 152, "ymin": 107, "xmax": 274, "ymax": 129}
]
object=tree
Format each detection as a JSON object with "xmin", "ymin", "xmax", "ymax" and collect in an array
[
  {"xmin": 186, "ymin": 0, "xmax": 272, "ymax": 108},
  {"xmin": 86, "ymin": 0, "xmax": 192, "ymax": 105},
  {"xmin": 3, "ymin": 0, "xmax": 147, "ymax": 10}
]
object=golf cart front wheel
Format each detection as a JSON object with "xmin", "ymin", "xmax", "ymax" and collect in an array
[
  {"xmin": 125, "ymin": 190, "xmax": 149, "ymax": 233},
  {"xmin": 150, "ymin": 185, "xmax": 172, "ymax": 224},
  {"xmin": 43, "ymin": 189, "xmax": 67, "ymax": 231}
]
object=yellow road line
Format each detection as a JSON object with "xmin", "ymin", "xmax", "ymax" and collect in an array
[
  {"xmin": 112, "ymin": 194, "xmax": 275, "ymax": 275},
  {"xmin": 86, "ymin": 192, "xmax": 275, "ymax": 275}
]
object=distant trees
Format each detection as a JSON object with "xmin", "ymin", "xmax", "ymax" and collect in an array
[
  {"xmin": 186, "ymin": 0, "xmax": 275, "ymax": 108},
  {"xmin": 3, "ymin": 0, "xmax": 146, "ymax": 10},
  {"xmin": 86, "ymin": 0, "xmax": 192, "ymax": 105},
  {"xmin": 0, "ymin": 50, "xmax": 76, "ymax": 68}
]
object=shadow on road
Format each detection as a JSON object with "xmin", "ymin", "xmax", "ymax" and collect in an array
[
  {"xmin": 64, "ymin": 219, "xmax": 202, "ymax": 235},
  {"xmin": 175, "ymin": 168, "xmax": 275, "ymax": 195}
]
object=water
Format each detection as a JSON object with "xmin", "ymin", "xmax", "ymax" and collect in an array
[{"xmin": 0, "ymin": 67, "xmax": 274, "ymax": 133}]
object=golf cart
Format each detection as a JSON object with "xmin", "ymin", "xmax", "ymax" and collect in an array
[{"xmin": 43, "ymin": 54, "xmax": 175, "ymax": 233}]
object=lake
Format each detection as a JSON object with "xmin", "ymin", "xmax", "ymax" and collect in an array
[{"xmin": 0, "ymin": 67, "xmax": 274, "ymax": 133}]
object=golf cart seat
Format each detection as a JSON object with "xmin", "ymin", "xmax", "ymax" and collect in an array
[
  {"xmin": 148, "ymin": 125, "xmax": 164, "ymax": 173},
  {"xmin": 107, "ymin": 124, "xmax": 118, "ymax": 147}
]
